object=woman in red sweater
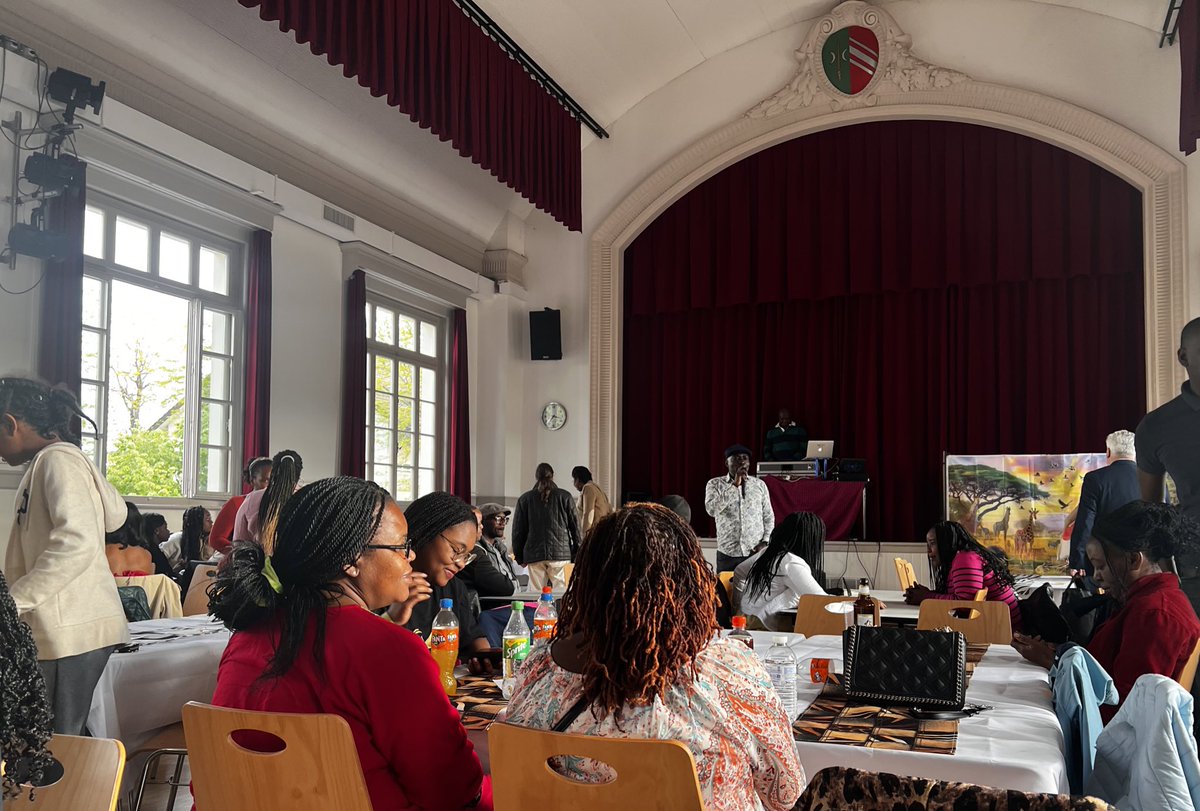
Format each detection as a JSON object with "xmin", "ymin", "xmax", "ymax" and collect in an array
[
  {"xmin": 207, "ymin": 476, "xmax": 490, "ymax": 810},
  {"xmin": 904, "ymin": 520, "xmax": 1023, "ymax": 631},
  {"xmin": 208, "ymin": 456, "xmax": 271, "ymax": 555},
  {"xmin": 1015, "ymin": 501, "xmax": 1200, "ymax": 720}
]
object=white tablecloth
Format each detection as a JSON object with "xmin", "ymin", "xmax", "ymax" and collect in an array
[
  {"xmin": 88, "ymin": 616, "xmax": 230, "ymax": 750},
  {"xmin": 746, "ymin": 632, "xmax": 1067, "ymax": 794}
]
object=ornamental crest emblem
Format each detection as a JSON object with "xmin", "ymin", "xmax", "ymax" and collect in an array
[{"xmin": 822, "ymin": 25, "xmax": 879, "ymax": 96}]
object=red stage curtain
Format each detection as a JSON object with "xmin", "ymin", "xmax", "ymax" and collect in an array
[
  {"xmin": 1182, "ymin": 0, "xmax": 1200, "ymax": 154},
  {"xmin": 37, "ymin": 156, "xmax": 86, "ymax": 395},
  {"xmin": 340, "ymin": 269, "xmax": 368, "ymax": 477},
  {"xmin": 623, "ymin": 120, "xmax": 1145, "ymax": 541},
  {"xmin": 242, "ymin": 229, "xmax": 272, "ymax": 489},
  {"xmin": 238, "ymin": 0, "xmax": 582, "ymax": 231},
  {"xmin": 448, "ymin": 308, "xmax": 471, "ymax": 500}
]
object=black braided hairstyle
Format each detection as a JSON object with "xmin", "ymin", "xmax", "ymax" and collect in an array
[
  {"xmin": 179, "ymin": 506, "xmax": 210, "ymax": 564},
  {"xmin": 744, "ymin": 512, "xmax": 827, "ymax": 603},
  {"xmin": 0, "ymin": 377, "xmax": 97, "ymax": 446},
  {"xmin": 534, "ymin": 463, "xmax": 555, "ymax": 504},
  {"xmin": 208, "ymin": 476, "xmax": 391, "ymax": 680},
  {"xmin": 930, "ymin": 520, "xmax": 1016, "ymax": 593},
  {"xmin": 404, "ymin": 491, "xmax": 478, "ymax": 552},
  {"xmin": 257, "ymin": 449, "xmax": 303, "ymax": 552},
  {"xmin": 1091, "ymin": 501, "xmax": 1200, "ymax": 601},
  {"xmin": 0, "ymin": 571, "xmax": 54, "ymax": 799}
]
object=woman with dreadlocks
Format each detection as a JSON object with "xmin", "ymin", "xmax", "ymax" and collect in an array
[
  {"xmin": 0, "ymin": 570, "xmax": 56, "ymax": 800},
  {"xmin": 209, "ymin": 476, "xmax": 490, "ymax": 810},
  {"xmin": 0, "ymin": 377, "xmax": 129, "ymax": 735},
  {"xmin": 904, "ymin": 519, "xmax": 1023, "ymax": 631},
  {"xmin": 731, "ymin": 512, "xmax": 829, "ymax": 631},
  {"xmin": 505, "ymin": 503, "xmax": 804, "ymax": 811}
]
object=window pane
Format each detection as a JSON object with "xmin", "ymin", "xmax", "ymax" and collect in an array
[
  {"xmin": 373, "ymin": 428, "xmax": 394, "ymax": 465},
  {"xmin": 102, "ymin": 280, "xmax": 188, "ymax": 498},
  {"xmin": 420, "ymin": 322, "xmax": 438, "ymax": 357},
  {"xmin": 202, "ymin": 356, "xmax": 231, "ymax": 400},
  {"xmin": 114, "ymin": 217, "xmax": 149, "ymax": 271},
  {"xmin": 420, "ymin": 368, "xmax": 437, "ymax": 402},
  {"xmin": 395, "ymin": 468, "xmax": 414, "ymax": 501},
  {"xmin": 364, "ymin": 304, "xmax": 372, "ymax": 338},
  {"xmin": 418, "ymin": 435, "xmax": 435, "ymax": 468},
  {"xmin": 397, "ymin": 398, "xmax": 414, "ymax": 435},
  {"xmin": 203, "ymin": 309, "xmax": 232, "ymax": 355},
  {"xmin": 199, "ymin": 447, "xmax": 229, "ymax": 493},
  {"xmin": 81, "ymin": 330, "xmax": 103, "ymax": 379},
  {"xmin": 371, "ymin": 464, "xmax": 394, "ymax": 494},
  {"xmin": 82, "ymin": 276, "xmax": 105, "ymax": 328},
  {"xmin": 159, "ymin": 233, "xmax": 191, "ymax": 284},
  {"xmin": 418, "ymin": 468, "xmax": 435, "ymax": 498},
  {"xmin": 397, "ymin": 433, "xmax": 413, "ymax": 467},
  {"xmin": 398, "ymin": 315, "xmax": 416, "ymax": 351},
  {"xmin": 374, "ymin": 307, "xmax": 395, "ymax": 345},
  {"xmin": 198, "ymin": 247, "xmax": 229, "ymax": 295},
  {"xmin": 201, "ymin": 402, "xmax": 230, "ymax": 446},
  {"xmin": 84, "ymin": 206, "xmax": 104, "ymax": 258},
  {"xmin": 419, "ymin": 401, "xmax": 436, "ymax": 433},
  {"xmin": 373, "ymin": 356, "xmax": 393, "ymax": 393},
  {"xmin": 396, "ymin": 362, "xmax": 414, "ymax": 398},
  {"xmin": 81, "ymin": 436, "xmax": 99, "ymax": 464},
  {"xmin": 80, "ymin": 383, "xmax": 101, "ymax": 423},
  {"xmin": 373, "ymin": 393, "xmax": 393, "ymax": 429}
]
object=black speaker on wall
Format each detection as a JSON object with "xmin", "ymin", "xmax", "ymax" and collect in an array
[{"xmin": 529, "ymin": 308, "xmax": 562, "ymax": 360}]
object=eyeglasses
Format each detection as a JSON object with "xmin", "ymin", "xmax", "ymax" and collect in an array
[
  {"xmin": 440, "ymin": 533, "xmax": 476, "ymax": 566},
  {"xmin": 367, "ymin": 539, "xmax": 414, "ymax": 556}
]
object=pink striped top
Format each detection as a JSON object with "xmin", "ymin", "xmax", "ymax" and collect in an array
[{"xmin": 930, "ymin": 550, "xmax": 1022, "ymax": 631}]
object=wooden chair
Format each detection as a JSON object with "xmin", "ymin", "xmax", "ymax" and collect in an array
[
  {"xmin": 182, "ymin": 702, "xmax": 372, "ymax": 811},
  {"xmin": 718, "ymin": 571, "xmax": 735, "ymax": 604},
  {"xmin": 794, "ymin": 594, "xmax": 878, "ymax": 637},
  {"xmin": 127, "ymin": 723, "xmax": 187, "ymax": 811},
  {"xmin": 1176, "ymin": 638, "xmax": 1200, "ymax": 692},
  {"xmin": 181, "ymin": 563, "xmax": 219, "ymax": 616},
  {"xmin": 488, "ymin": 721, "xmax": 704, "ymax": 810},
  {"xmin": 9, "ymin": 734, "xmax": 126, "ymax": 811},
  {"xmin": 973, "ymin": 588, "xmax": 988, "ymax": 601},
  {"xmin": 917, "ymin": 599, "xmax": 1013, "ymax": 645},
  {"xmin": 894, "ymin": 558, "xmax": 916, "ymax": 591}
]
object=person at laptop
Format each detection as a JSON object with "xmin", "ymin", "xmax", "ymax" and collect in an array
[
  {"xmin": 762, "ymin": 409, "xmax": 808, "ymax": 462},
  {"xmin": 705, "ymin": 444, "xmax": 775, "ymax": 573}
]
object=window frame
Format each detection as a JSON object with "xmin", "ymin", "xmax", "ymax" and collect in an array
[
  {"xmin": 81, "ymin": 190, "xmax": 247, "ymax": 501},
  {"xmin": 364, "ymin": 293, "xmax": 449, "ymax": 504}
]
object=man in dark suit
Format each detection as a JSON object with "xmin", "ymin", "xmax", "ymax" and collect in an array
[{"xmin": 1069, "ymin": 430, "xmax": 1142, "ymax": 575}]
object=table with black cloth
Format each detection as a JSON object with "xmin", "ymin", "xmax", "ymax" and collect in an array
[{"xmin": 761, "ymin": 477, "xmax": 866, "ymax": 540}]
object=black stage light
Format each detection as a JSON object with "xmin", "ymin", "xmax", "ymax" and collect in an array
[
  {"xmin": 24, "ymin": 153, "xmax": 82, "ymax": 191},
  {"xmin": 8, "ymin": 223, "xmax": 70, "ymax": 260},
  {"xmin": 46, "ymin": 68, "xmax": 106, "ymax": 122}
]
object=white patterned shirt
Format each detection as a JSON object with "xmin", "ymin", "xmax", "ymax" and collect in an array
[{"xmin": 705, "ymin": 475, "xmax": 775, "ymax": 557}]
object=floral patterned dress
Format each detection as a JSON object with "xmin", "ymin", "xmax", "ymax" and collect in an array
[{"xmin": 504, "ymin": 637, "xmax": 805, "ymax": 811}]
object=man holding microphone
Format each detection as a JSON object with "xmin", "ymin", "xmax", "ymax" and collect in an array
[{"xmin": 705, "ymin": 444, "xmax": 775, "ymax": 574}]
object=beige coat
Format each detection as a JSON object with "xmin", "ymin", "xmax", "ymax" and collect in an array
[
  {"xmin": 578, "ymin": 481, "xmax": 613, "ymax": 535},
  {"xmin": 6, "ymin": 442, "xmax": 129, "ymax": 660}
]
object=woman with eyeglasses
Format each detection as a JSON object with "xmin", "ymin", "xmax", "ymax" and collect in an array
[
  {"xmin": 208, "ymin": 477, "xmax": 491, "ymax": 810},
  {"xmin": 388, "ymin": 491, "xmax": 497, "ymax": 671}
]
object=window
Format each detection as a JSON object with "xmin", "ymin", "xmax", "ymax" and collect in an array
[
  {"xmin": 81, "ymin": 194, "xmax": 244, "ymax": 499},
  {"xmin": 365, "ymin": 298, "xmax": 446, "ymax": 501}
]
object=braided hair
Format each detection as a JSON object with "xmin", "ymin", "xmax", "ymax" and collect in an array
[
  {"xmin": 208, "ymin": 476, "xmax": 391, "ymax": 680},
  {"xmin": 257, "ymin": 449, "xmax": 303, "ymax": 553},
  {"xmin": 1091, "ymin": 501, "xmax": 1200, "ymax": 600},
  {"xmin": 179, "ymin": 506, "xmax": 210, "ymax": 564},
  {"xmin": 554, "ymin": 503, "xmax": 718, "ymax": 721},
  {"xmin": 0, "ymin": 377, "xmax": 96, "ymax": 446},
  {"xmin": 745, "ymin": 512, "xmax": 827, "ymax": 603},
  {"xmin": 404, "ymin": 491, "xmax": 477, "ymax": 551},
  {"xmin": 534, "ymin": 463, "xmax": 556, "ymax": 504},
  {"xmin": 930, "ymin": 520, "xmax": 1015, "ymax": 593},
  {"xmin": 0, "ymin": 571, "xmax": 54, "ymax": 799}
]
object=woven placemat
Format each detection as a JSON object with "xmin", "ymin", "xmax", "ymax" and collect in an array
[{"xmin": 454, "ymin": 676, "xmax": 507, "ymax": 730}]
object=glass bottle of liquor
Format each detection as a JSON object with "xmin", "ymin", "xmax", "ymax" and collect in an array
[{"xmin": 852, "ymin": 578, "xmax": 875, "ymax": 627}]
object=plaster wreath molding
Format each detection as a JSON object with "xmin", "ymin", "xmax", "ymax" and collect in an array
[
  {"xmin": 588, "ymin": 0, "xmax": 1187, "ymax": 500},
  {"xmin": 748, "ymin": 1, "xmax": 968, "ymax": 117}
]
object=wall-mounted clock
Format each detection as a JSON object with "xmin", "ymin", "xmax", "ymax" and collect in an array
[{"xmin": 541, "ymin": 401, "xmax": 567, "ymax": 431}]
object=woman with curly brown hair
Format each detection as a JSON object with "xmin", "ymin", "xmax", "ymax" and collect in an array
[{"xmin": 504, "ymin": 503, "xmax": 804, "ymax": 811}]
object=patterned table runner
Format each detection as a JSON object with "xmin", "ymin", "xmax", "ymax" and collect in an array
[
  {"xmin": 455, "ymin": 676, "xmax": 508, "ymax": 730},
  {"xmin": 791, "ymin": 643, "xmax": 990, "ymax": 754}
]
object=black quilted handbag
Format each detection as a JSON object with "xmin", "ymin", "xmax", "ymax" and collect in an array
[{"xmin": 842, "ymin": 626, "xmax": 967, "ymax": 710}]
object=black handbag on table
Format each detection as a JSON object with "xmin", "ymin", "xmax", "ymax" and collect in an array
[{"xmin": 842, "ymin": 626, "xmax": 967, "ymax": 710}]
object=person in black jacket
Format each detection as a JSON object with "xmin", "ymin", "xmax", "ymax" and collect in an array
[
  {"xmin": 457, "ymin": 506, "xmax": 516, "ymax": 613},
  {"xmin": 512, "ymin": 463, "xmax": 581, "ymax": 591}
]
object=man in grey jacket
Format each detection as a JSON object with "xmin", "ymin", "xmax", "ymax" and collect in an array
[{"xmin": 512, "ymin": 463, "xmax": 581, "ymax": 591}]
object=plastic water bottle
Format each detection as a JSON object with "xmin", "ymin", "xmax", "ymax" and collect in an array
[
  {"xmin": 798, "ymin": 656, "xmax": 843, "ymax": 684},
  {"xmin": 764, "ymin": 636, "xmax": 799, "ymax": 719},
  {"xmin": 502, "ymin": 600, "xmax": 531, "ymax": 692},
  {"xmin": 726, "ymin": 615, "xmax": 755, "ymax": 649},
  {"xmin": 430, "ymin": 598, "xmax": 459, "ymax": 696},
  {"xmin": 533, "ymin": 587, "xmax": 557, "ymax": 645}
]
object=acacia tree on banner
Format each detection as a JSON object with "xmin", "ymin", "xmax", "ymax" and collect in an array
[{"xmin": 947, "ymin": 466, "xmax": 1049, "ymax": 536}]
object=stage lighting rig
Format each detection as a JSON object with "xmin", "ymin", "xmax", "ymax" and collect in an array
[{"xmin": 46, "ymin": 68, "xmax": 105, "ymax": 123}]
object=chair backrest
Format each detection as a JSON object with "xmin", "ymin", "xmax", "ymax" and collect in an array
[
  {"xmin": 794, "ymin": 594, "xmax": 878, "ymax": 636},
  {"xmin": 182, "ymin": 563, "xmax": 219, "ymax": 616},
  {"xmin": 894, "ymin": 558, "xmax": 916, "ymax": 591},
  {"xmin": 973, "ymin": 588, "xmax": 988, "ymax": 602},
  {"xmin": 917, "ymin": 599, "xmax": 1013, "ymax": 644},
  {"xmin": 13, "ymin": 734, "xmax": 126, "ymax": 811},
  {"xmin": 1177, "ymin": 638, "xmax": 1200, "ymax": 692},
  {"xmin": 718, "ymin": 571, "xmax": 735, "ymax": 604},
  {"xmin": 116, "ymin": 585, "xmax": 153, "ymax": 622},
  {"xmin": 182, "ymin": 702, "xmax": 372, "ymax": 811},
  {"xmin": 488, "ymin": 722, "xmax": 704, "ymax": 810}
]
